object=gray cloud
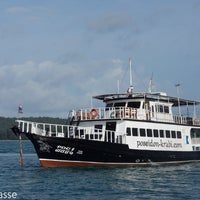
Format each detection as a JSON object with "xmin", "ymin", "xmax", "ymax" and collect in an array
[
  {"xmin": 88, "ymin": 11, "xmax": 133, "ymax": 34},
  {"xmin": 6, "ymin": 6, "xmax": 31, "ymax": 14},
  {"xmin": 0, "ymin": 59, "xmax": 126, "ymax": 117}
]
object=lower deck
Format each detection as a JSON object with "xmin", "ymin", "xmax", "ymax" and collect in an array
[
  {"xmin": 16, "ymin": 119, "xmax": 200, "ymax": 153},
  {"xmin": 79, "ymin": 119, "xmax": 200, "ymax": 152}
]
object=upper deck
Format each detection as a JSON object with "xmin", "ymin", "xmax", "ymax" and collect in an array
[{"xmin": 68, "ymin": 92, "xmax": 200, "ymax": 126}]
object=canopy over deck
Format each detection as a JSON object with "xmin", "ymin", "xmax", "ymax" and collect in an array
[{"xmin": 93, "ymin": 92, "xmax": 200, "ymax": 107}]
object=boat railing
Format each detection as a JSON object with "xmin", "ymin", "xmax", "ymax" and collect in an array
[
  {"xmin": 72, "ymin": 107, "xmax": 138, "ymax": 121},
  {"xmin": 16, "ymin": 120, "xmax": 126, "ymax": 144},
  {"xmin": 173, "ymin": 115, "xmax": 200, "ymax": 126},
  {"xmin": 70, "ymin": 107, "xmax": 200, "ymax": 126}
]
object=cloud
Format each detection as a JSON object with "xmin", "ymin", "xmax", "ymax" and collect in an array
[
  {"xmin": 0, "ymin": 61, "xmax": 78, "ymax": 116},
  {"xmin": 0, "ymin": 59, "xmax": 126, "ymax": 117},
  {"xmin": 86, "ymin": 10, "xmax": 140, "ymax": 54},
  {"xmin": 88, "ymin": 11, "xmax": 133, "ymax": 34},
  {"xmin": 6, "ymin": 6, "xmax": 31, "ymax": 14},
  {"xmin": 1, "ymin": 58, "xmax": 189, "ymax": 117}
]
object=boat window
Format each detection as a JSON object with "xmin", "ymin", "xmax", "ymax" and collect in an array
[
  {"xmin": 147, "ymin": 129, "xmax": 152, "ymax": 137},
  {"xmin": 127, "ymin": 101, "xmax": 140, "ymax": 108},
  {"xmin": 126, "ymin": 127, "xmax": 131, "ymax": 136},
  {"xmin": 80, "ymin": 129, "xmax": 84, "ymax": 137},
  {"xmin": 95, "ymin": 134, "xmax": 99, "ymax": 139},
  {"xmin": 114, "ymin": 102, "xmax": 126, "ymax": 107},
  {"xmin": 177, "ymin": 131, "xmax": 182, "ymax": 139},
  {"xmin": 166, "ymin": 130, "xmax": 170, "ymax": 138},
  {"xmin": 153, "ymin": 129, "xmax": 159, "ymax": 137},
  {"xmin": 94, "ymin": 125, "xmax": 103, "ymax": 132},
  {"xmin": 164, "ymin": 106, "xmax": 169, "ymax": 113},
  {"xmin": 171, "ymin": 131, "xmax": 176, "ymax": 138},
  {"xmin": 90, "ymin": 134, "xmax": 94, "ymax": 139},
  {"xmin": 159, "ymin": 105, "xmax": 164, "ymax": 113},
  {"xmin": 140, "ymin": 128, "xmax": 146, "ymax": 137},
  {"xmin": 132, "ymin": 128, "xmax": 138, "ymax": 136},
  {"xmin": 191, "ymin": 128, "xmax": 200, "ymax": 138},
  {"xmin": 159, "ymin": 130, "xmax": 164, "ymax": 138},
  {"xmin": 106, "ymin": 103, "xmax": 113, "ymax": 111},
  {"xmin": 125, "ymin": 127, "xmax": 184, "ymax": 139},
  {"xmin": 85, "ymin": 134, "xmax": 89, "ymax": 140},
  {"xmin": 156, "ymin": 105, "xmax": 169, "ymax": 113}
]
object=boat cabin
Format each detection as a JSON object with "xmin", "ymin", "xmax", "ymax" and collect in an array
[
  {"xmin": 67, "ymin": 92, "xmax": 200, "ymax": 127},
  {"xmin": 103, "ymin": 93, "xmax": 173, "ymax": 122}
]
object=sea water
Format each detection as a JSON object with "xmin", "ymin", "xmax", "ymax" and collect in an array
[{"xmin": 0, "ymin": 140, "xmax": 200, "ymax": 200}]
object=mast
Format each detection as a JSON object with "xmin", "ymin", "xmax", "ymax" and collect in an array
[{"xmin": 127, "ymin": 58, "xmax": 134, "ymax": 95}]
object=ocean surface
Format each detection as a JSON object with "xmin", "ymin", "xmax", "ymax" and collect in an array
[{"xmin": 0, "ymin": 140, "xmax": 200, "ymax": 200}]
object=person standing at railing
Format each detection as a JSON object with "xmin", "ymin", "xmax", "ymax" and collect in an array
[{"xmin": 127, "ymin": 86, "xmax": 134, "ymax": 97}]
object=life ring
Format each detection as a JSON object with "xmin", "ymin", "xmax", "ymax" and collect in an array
[{"xmin": 90, "ymin": 108, "xmax": 99, "ymax": 119}]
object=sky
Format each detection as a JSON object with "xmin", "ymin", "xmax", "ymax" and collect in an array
[{"xmin": 0, "ymin": 0, "xmax": 200, "ymax": 117}]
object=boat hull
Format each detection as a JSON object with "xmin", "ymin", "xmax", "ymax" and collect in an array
[{"xmin": 26, "ymin": 133, "xmax": 200, "ymax": 167}]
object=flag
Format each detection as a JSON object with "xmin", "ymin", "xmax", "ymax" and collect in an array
[{"xmin": 18, "ymin": 104, "xmax": 23, "ymax": 114}]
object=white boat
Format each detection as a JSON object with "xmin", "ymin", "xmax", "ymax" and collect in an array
[{"xmin": 12, "ymin": 59, "xmax": 200, "ymax": 167}]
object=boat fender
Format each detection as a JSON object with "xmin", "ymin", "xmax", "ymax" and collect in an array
[{"xmin": 90, "ymin": 108, "xmax": 99, "ymax": 119}]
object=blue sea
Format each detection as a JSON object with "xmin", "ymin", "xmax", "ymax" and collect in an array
[{"xmin": 0, "ymin": 140, "xmax": 200, "ymax": 200}]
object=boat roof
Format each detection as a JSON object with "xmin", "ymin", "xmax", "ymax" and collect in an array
[{"xmin": 93, "ymin": 92, "xmax": 200, "ymax": 107}]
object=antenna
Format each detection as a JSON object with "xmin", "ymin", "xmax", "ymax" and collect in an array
[
  {"xmin": 117, "ymin": 80, "xmax": 120, "ymax": 94},
  {"xmin": 148, "ymin": 73, "xmax": 153, "ymax": 93},
  {"xmin": 129, "ymin": 57, "xmax": 133, "ymax": 87},
  {"xmin": 175, "ymin": 83, "xmax": 181, "ymax": 116}
]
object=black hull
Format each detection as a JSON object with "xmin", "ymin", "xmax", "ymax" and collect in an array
[{"xmin": 25, "ymin": 132, "xmax": 200, "ymax": 167}]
